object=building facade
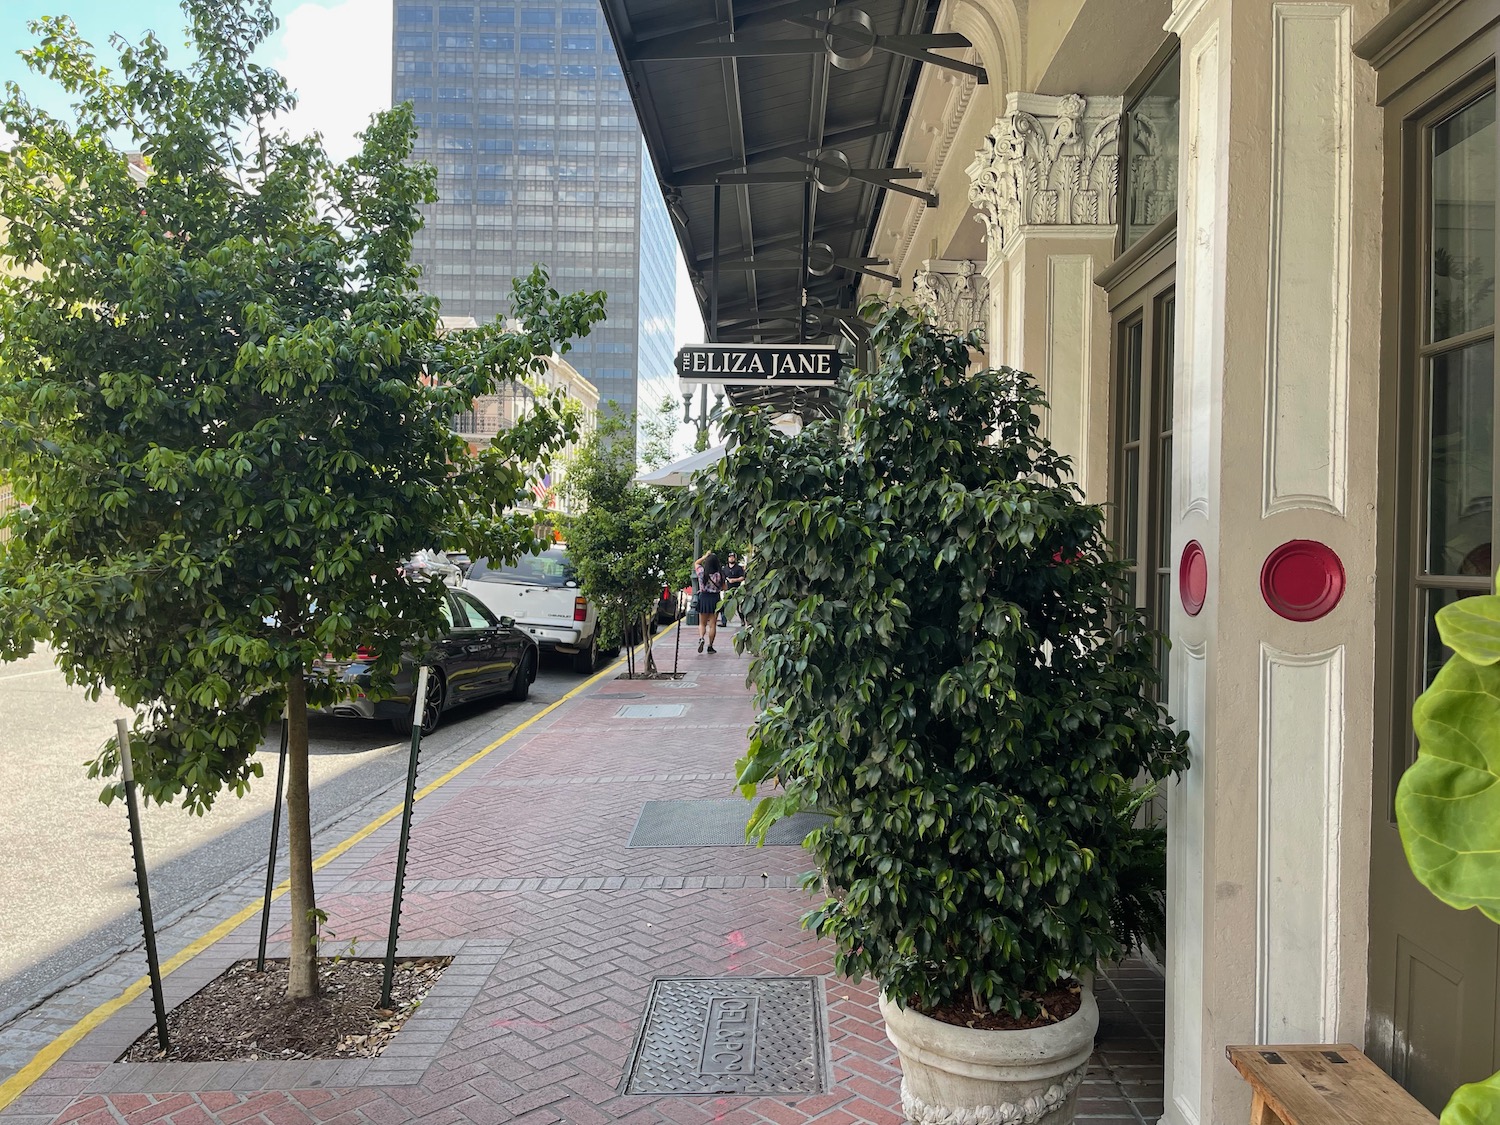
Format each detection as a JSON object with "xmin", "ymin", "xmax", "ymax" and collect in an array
[
  {"xmin": 391, "ymin": 1, "xmax": 676, "ymax": 444},
  {"xmin": 851, "ymin": 0, "xmax": 1497, "ymax": 1120}
]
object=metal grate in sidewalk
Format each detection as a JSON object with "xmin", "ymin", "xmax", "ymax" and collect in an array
[
  {"xmin": 622, "ymin": 976, "xmax": 829, "ymax": 1095},
  {"xmin": 626, "ymin": 798, "xmax": 828, "ymax": 847}
]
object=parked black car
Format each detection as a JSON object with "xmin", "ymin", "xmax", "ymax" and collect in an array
[
  {"xmin": 656, "ymin": 583, "xmax": 684, "ymax": 624},
  {"xmin": 315, "ymin": 588, "xmax": 537, "ymax": 735}
]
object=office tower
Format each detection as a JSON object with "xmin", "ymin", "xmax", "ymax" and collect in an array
[{"xmin": 392, "ymin": 2, "xmax": 677, "ymax": 438}]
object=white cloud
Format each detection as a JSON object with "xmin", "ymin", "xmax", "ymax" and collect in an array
[{"xmin": 264, "ymin": 0, "xmax": 391, "ymax": 162}]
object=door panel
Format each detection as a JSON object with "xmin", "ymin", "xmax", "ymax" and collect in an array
[
  {"xmin": 444, "ymin": 592, "xmax": 500, "ymax": 697},
  {"xmin": 1107, "ymin": 234, "xmax": 1176, "ymax": 953},
  {"xmin": 1394, "ymin": 938, "xmax": 1467, "ymax": 1109},
  {"xmin": 452, "ymin": 589, "xmax": 515, "ymax": 692},
  {"xmin": 1368, "ymin": 59, "xmax": 1500, "ymax": 1111}
]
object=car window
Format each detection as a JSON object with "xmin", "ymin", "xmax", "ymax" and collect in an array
[
  {"xmin": 453, "ymin": 589, "xmax": 499, "ymax": 627},
  {"xmin": 469, "ymin": 550, "xmax": 575, "ymax": 587},
  {"xmin": 445, "ymin": 593, "xmax": 482, "ymax": 629}
]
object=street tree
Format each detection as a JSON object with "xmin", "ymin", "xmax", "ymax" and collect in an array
[
  {"xmin": 563, "ymin": 400, "xmax": 691, "ymax": 676},
  {"xmin": 0, "ymin": 0, "xmax": 604, "ymax": 1001}
]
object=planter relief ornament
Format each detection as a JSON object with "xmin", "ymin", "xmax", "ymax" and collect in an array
[{"xmin": 881, "ymin": 989, "xmax": 1099, "ymax": 1125}]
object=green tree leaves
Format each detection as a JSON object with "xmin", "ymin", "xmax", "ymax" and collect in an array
[
  {"xmin": 1443, "ymin": 1071, "xmax": 1500, "ymax": 1125},
  {"xmin": 1401, "ymin": 591, "xmax": 1500, "ymax": 1119},
  {"xmin": 562, "ymin": 400, "xmax": 690, "ymax": 667},
  {"xmin": 1402, "ymin": 650, "xmax": 1500, "ymax": 923},
  {"xmin": 0, "ymin": 0, "xmax": 602, "ymax": 999},
  {"xmin": 691, "ymin": 301, "xmax": 1188, "ymax": 1017},
  {"xmin": 1402, "ymin": 590, "xmax": 1500, "ymax": 926}
]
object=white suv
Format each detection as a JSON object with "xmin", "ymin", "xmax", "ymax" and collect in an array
[{"xmin": 461, "ymin": 546, "xmax": 603, "ymax": 672}]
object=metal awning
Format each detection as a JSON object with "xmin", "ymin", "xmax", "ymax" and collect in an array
[{"xmin": 599, "ymin": 1, "xmax": 984, "ymax": 354}]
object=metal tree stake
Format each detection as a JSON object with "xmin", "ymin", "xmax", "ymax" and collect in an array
[
  {"xmin": 256, "ymin": 709, "xmax": 290, "ymax": 972},
  {"xmin": 381, "ymin": 666, "xmax": 429, "ymax": 1010},
  {"xmin": 116, "ymin": 719, "xmax": 170, "ymax": 1053}
]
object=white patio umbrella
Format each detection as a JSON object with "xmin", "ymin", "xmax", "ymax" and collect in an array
[{"xmin": 635, "ymin": 442, "xmax": 728, "ymax": 487}]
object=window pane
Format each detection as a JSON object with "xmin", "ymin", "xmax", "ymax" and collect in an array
[
  {"xmin": 1123, "ymin": 446, "xmax": 1141, "ymax": 567},
  {"xmin": 1156, "ymin": 572, "xmax": 1171, "ymax": 700},
  {"xmin": 1157, "ymin": 293, "xmax": 1175, "ymax": 432},
  {"xmin": 1426, "ymin": 339, "xmax": 1494, "ymax": 576},
  {"xmin": 1157, "ymin": 434, "xmax": 1173, "ymax": 566},
  {"xmin": 1124, "ymin": 319, "xmax": 1143, "ymax": 443},
  {"xmin": 1424, "ymin": 588, "xmax": 1479, "ymax": 687},
  {"xmin": 1431, "ymin": 91, "xmax": 1496, "ymax": 342},
  {"xmin": 1123, "ymin": 51, "xmax": 1181, "ymax": 249}
]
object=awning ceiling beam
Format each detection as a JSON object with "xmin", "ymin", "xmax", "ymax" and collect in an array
[
  {"xmin": 689, "ymin": 220, "xmax": 867, "ymax": 269},
  {"xmin": 704, "ymin": 165, "xmax": 935, "ymax": 207},
  {"xmin": 669, "ymin": 123, "xmax": 891, "ymax": 183},
  {"xmin": 602, "ymin": 0, "xmax": 958, "ymax": 345},
  {"xmin": 627, "ymin": 8, "xmax": 985, "ymax": 85}
]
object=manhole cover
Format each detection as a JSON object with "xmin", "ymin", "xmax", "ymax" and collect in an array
[
  {"xmin": 627, "ymin": 799, "xmax": 828, "ymax": 847},
  {"xmin": 623, "ymin": 977, "xmax": 828, "ymax": 1095},
  {"xmin": 617, "ymin": 703, "xmax": 686, "ymax": 719}
]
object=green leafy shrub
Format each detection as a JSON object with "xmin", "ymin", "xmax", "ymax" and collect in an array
[
  {"xmin": 694, "ymin": 302, "xmax": 1188, "ymax": 1018},
  {"xmin": 1399, "ymin": 593, "xmax": 1500, "ymax": 1123},
  {"xmin": 562, "ymin": 399, "xmax": 691, "ymax": 671}
]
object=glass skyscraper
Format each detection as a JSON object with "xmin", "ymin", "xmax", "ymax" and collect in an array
[{"xmin": 392, "ymin": 1, "xmax": 677, "ymax": 437}]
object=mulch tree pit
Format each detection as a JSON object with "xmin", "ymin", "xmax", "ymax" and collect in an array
[
  {"xmin": 919, "ymin": 980, "xmax": 1084, "ymax": 1031},
  {"xmin": 121, "ymin": 956, "xmax": 452, "ymax": 1063}
]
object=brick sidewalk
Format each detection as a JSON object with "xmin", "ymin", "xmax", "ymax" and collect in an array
[{"xmin": 1, "ymin": 630, "xmax": 1165, "ymax": 1125}]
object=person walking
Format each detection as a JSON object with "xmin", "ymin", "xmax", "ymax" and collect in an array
[
  {"xmin": 695, "ymin": 550, "xmax": 726, "ymax": 653},
  {"xmin": 723, "ymin": 552, "xmax": 747, "ymax": 626}
]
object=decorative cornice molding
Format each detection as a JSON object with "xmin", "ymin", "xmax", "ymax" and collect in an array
[
  {"xmin": 911, "ymin": 258, "xmax": 988, "ymax": 337},
  {"xmin": 967, "ymin": 92, "xmax": 1123, "ymax": 262},
  {"xmin": 889, "ymin": 69, "xmax": 979, "ymax": 284},
  {"xmin": 1165, "ymin": 0, "xmax": 1215, "ymax": 36}
]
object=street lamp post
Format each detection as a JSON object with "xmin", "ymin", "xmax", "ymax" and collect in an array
[{"xmin": 682, "ymin": 383, "xmax": 722, "ymax": 624}]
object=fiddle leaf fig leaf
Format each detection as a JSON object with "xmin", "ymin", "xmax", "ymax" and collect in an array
[
  {"xmin": 1436, "ymin": 594, "xmax": 1500, "ymax": 667},
  {"xmin": 1443, "ymin": 1070, "xmax": 1500, "ymax": 1125},
  {"xmin": 1399, "ymin": 655, "xmax": 1500, "ymax": 924}
]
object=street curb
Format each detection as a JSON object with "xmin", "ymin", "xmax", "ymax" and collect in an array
[{"xmin": 0, "ymin": 642, "xmax": 643, "ymax": 1112}]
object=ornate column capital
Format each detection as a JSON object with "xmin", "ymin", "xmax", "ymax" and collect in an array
[
  {"xmin": 967, "ymin": 92, "xmax": 1123, "ymax": 261},
  {"xmin": 912, "ymin": 259, "xmax": 988, "ymax": 340},
  {"xmin": 906, "ymin": 259, "xmax": 990, "ymax": 342}
]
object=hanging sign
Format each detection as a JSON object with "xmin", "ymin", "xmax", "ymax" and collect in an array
[{"xmin": 676, "ymin": 343, "xmax": 842, "ymax": 386}]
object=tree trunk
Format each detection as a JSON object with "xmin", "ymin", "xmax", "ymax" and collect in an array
[
  {"xmin": 642, "ymin": 610, "xmax": 658, "ymax": 676},
  {"xmin": 284, "ymin": 670, "xmax": 321, "ymax": 1001}
]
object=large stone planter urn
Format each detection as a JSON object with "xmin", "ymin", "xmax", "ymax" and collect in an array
[{"xmin": 878, "ymin": 982, "xmax": 1099, "ymax": 1125}]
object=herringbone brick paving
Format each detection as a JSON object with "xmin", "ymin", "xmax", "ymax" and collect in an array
[{"xmin": 6, "ymin": 630, "xmax": 1165, "ymax": 1124}]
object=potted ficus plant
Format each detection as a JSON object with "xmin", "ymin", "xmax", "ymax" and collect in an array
[
  {"xmin": 1398, "ymin": 592, "xmax": 1500, "ymax": 1125},
  {"xmin": 693, "ymin": 301, "xmax": 1189, "ymax": 1125}
]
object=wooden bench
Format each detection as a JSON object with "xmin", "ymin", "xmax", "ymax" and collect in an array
[{"xmin": 1226, "ymin": 1044, "xmax": 1437, "ymax": 1125}]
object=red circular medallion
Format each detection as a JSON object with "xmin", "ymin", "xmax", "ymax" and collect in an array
[
  {"xmin": 1260, "ymin": 540, "xmax": 1345, "ymax": 622},
  {"xmin": 1179, "ymin": 540, "xmax": 1208, "ymax": 617}
]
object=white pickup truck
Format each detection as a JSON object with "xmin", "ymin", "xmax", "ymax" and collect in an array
[{"xmin": 461, "ymin": 546, "xmax": 604, "ymax": 673}]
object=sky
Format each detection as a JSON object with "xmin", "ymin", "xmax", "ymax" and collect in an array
[{"xmin": 0, "ymin": 0, "xmax": 705, "ymax": 358}]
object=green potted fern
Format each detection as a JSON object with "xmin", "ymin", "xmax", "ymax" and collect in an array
[{"xmin": 694, "ymin": 301, "xmax": 1188, "ymax": 1124}]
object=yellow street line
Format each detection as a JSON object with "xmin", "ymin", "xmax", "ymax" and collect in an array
[{"xmin": 0, "ymin": 648, "xmax": 630, "ymax": 1112}]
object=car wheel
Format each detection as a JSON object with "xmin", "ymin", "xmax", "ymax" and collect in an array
[
  {"xmin": 390, "ymin": 670, "xmax": 446, "ymax": 737},
  {"xmin": 572, "ymin": 635, "xmax": 597, "ymax": 674},
  {"xmin": 509, "ymin": 651, "xmax": 535, "ymax": 701}
]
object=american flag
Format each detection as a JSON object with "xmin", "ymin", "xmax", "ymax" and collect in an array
[{"xmin": 530, "ymin": 475, "xmax": 556, "ymax": 508}]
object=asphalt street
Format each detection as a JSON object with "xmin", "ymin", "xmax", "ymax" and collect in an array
[{"xmin": 0, "ymin": 644, "xmax": 585, "ymax": 1027}]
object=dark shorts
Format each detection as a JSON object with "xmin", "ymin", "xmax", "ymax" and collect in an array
[{"xmin": 698, "ymin": 592, "xmax": 720, "ymax": 612}]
